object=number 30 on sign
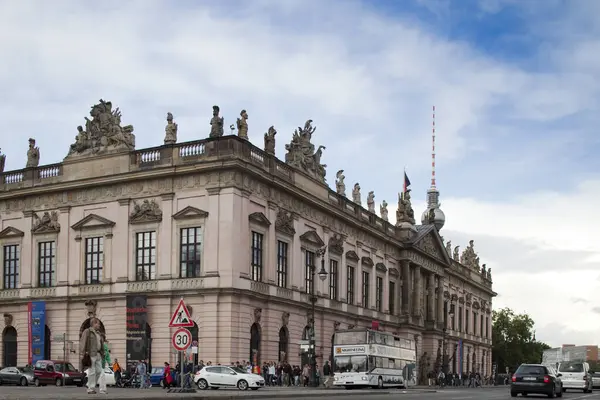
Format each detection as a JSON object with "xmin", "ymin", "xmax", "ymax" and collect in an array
[{"xmin": 172, "ymin": 328, "xmax": 192, "ymax": 351}]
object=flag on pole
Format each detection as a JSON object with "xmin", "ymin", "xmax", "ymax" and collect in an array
[{"xmin": 402, "ymin": 171, "xmax": 411, "ymax": 200}]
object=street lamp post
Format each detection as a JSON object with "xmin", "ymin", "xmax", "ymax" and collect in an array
[
  {"xmin": 441, "ymin": 300, "xmax": 455, "ymax": 375},
  {"xmin": 310, "ymin": 246, "xmax": 328, "ymax": 388}
]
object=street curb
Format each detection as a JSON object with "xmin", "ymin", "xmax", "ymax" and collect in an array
[{"xmin": 48, "ymin": 392, "xmax": 394, "ymax": 400}]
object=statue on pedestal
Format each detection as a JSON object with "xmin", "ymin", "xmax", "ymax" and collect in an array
[
  {"xmin": 264, "ymin": 126, "xmax": 277, "ymax": 155},
  {"xmin": 209, "ymin": 105, "xmax": 224, "ymax": 138},
  {"xmin": 335, "ymin": 170, "xmax": 346, "ymax": 196},
  {"xmin": 164, "ymin": 112, "xmax": 178, "ymax": 144},
  {"xmin": 380, "ymin": 200, "xmax": 388, "ymax": 221},
  {"xmin": 396, "ymin": 189, "xmax": 415, "ymax": 225},
  {"xmin": 26, "ymin": 138, "xmax": 40, "ymax": 168},
  {"xmin": 352, "ymin": 183, "xmax": 361, "ymax": 205},
  {"xmin": 0, "ymin": 148, "xmax": 5, "ymax": 173},
  {"xmin": 367, "ymin": 191, "xmax": 375, "ymax": 213},
  {"xmin": 283, "ymin": 120, "xmax": 327, "ymax": 182},
  {"xmin": 236, "ymin": 110, "xmax": 249, "ymax": 140}
]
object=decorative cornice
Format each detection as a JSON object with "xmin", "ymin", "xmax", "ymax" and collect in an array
[
  {"xmin": 173, "ymin": 206, "xmax": 209, "ymax": 220},
  {"xmin": 345, "ymin": 250, "xmax": 359, "ymax": 262},
  {"xmin": 389, "ymin": 267, "xmax": 399, "ymax": 277},
  {"xmin": 0, "ymin": 227, "xmax": 25, "ymax": 239},
  {"xmin": 375, "ymin": 262, "xmax": 387, "ymax": 273},
  {"xmin": 71, "ymin": 214, "xmax": 116, "ymax": 231},
  {"xmin": 248, "ymin": 212, "xmax": 271, "ymax": 227},
  {"xmin": 361, "ymin": 257, "xmax": 374, "ymax": 267},
  {"xmin": 299, "ymin": 230, "xmax": 325, "ymax": 247}
]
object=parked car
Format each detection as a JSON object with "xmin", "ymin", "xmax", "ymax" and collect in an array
[
  {"xmin": 194, "ymin": 365, "xmax": 264, "ymax": 391},
  {"xmin": 84, "ymin": 366, "xmax": 116, "ymax": 386},
  {"xmin": 32, "ymin": 360, "xmax": 85, "ymax": 387},
  {"xmin": 591, "ymin": 372, "xmax": 600, "ymax": 388},
  {"xmin": 0, "ymin": 366, "xmax": 34, "ymax": 386},
  {"xmin": 557, "ymin": 361, "xmax": 593, "ymax": 393},
  {"xmin": 150, "ymin": 366, "xmax": 176, "ymax": 387},
  {"xmin": 511, "ymin": 363, "xmax": 563, "ymax": 398}
]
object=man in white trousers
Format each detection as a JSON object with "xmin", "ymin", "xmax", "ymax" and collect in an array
[{"xmin": 79, "ymin": 317, "xmax": 107, "ymax": 394}]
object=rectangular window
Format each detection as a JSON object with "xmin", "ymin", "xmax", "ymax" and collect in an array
[
  {"xmin": 38, "ymin": 241, "xmax": 56, "ymax": 287},
  {"xmin": 180, "ymin": 227, "xmax": 202, "ymax": 278},
  {"xmin": 486, "ymin": 316, "xmax": 489, "ymax": 338},
  {"xmin": 473, "ymin": 311, "xmax": 477, "ymax": 335},
  {"xmin": 458, "ymin": 307, "xmax": 463, "ymax": 332},
  {"xmin": 276, "ymin": 241, "xmax": 288, "ymax": 288},
  {"xmin": 375, "ymin": 276, "xmax": 383, "ymax": 312},
  {"xmin": 305, "ymin": 250, "xmax": 315, "ymax": 294},
  {"xmin": 135, "ymin": 231, "xmax": 156, "ymax": 281},
  {"xmin": 84, "ymin": 237, "xmax": 104, "ymax": 284},
  {"xmin": 388, "ymin": 281, "xmax": 395, "ymax": 314},
  {"xmin": 3, "ymin": 244, "xmax": 19, "ymax": 289},
  {"xmin": 251, "ymin": 231, "xmax": 263, "ymax": 282},
  {"xmin": 480, "ymin": 314, "xmax": 484, "ymax": 337},
  {"xmin": 329, "ymin": 259, "xmax": 338, "ymax": 301},
  {"xmin": 346, "ymin": 266, "xmax": 355, "ymax": 304},
  {"xmin": 362, "ymin": 271, "xmax": 370, "ymax": 308}
]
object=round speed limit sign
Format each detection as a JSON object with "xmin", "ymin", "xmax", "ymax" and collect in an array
[{"xmin": 172, "ymin": 328, "xmax": 192, "ymax": 351}]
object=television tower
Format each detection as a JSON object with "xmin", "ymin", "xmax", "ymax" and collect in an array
[{"xmin": 421, "ymin": 106, "xmax": 445, "ymax": 230}]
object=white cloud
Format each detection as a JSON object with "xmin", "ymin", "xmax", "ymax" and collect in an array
[{"xmin": 0, "ymin": 0, "xmax": 598, "ymax": 346}]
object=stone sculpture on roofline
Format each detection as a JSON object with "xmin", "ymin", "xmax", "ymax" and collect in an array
[
  {"xmin": 66, "ymin": 99, "xmax": 135, "ymax": 158},
  {"xmin": 283, "ymin": 119, "xmax": 327, "ymax": 183}
]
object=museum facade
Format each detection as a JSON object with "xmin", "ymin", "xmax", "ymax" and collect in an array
[{"xmin": 0, "ymin": 101, "xmax": 495, "ymax": 378}]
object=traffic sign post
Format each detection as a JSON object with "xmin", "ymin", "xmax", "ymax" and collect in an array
[{"xmin": 167, "ymin": 298, "xmax": 196, "ymax": 393}]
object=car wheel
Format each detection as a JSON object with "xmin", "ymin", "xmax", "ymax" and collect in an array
[
  {"xmin": 378, "ymin": 377, "xmax": 384, "ymax": 389},
  {"xmin": 237, "ymin": 379, "xmax": 249, "ymax": 391},
  {"xmin": 20, "ymin": 377, "xmax": 28, "ymax": 386},
  {"xmin": 55, "ymin": 378, "xmax": 63, "ymax": 387},
  {"xmin": 34, "ymin": 378, "xmax": 41, "ymax": 387},
  {"xmin": 557, "ymin": 387, "xmax": 563, "ymax": 398},
  {"xmin": 510, "ymin": 391, "xmax": 517, "ymax": 397},
  {"xmin": 549, "ymin": 384, "xmax": 556, "ymax": 398},
  {"xmin": 196, "ymin": 378, "xmax": 208, "ymax": 390}
]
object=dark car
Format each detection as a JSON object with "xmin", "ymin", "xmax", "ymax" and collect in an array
[
  {"xmin": 0, "ymin": 366, "xmax": 34, "ymax": 386},
  {"xmin": 33, "ymin": 360, "xmax": 85, "ymax": 387},
  {"xmin": 511, "ymin": 364, "xmax": 563, "ymax": 398}
]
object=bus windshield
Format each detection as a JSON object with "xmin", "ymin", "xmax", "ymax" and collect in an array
[{"xmin": 334, "ymin": 355, "xmax": 368, "ymax": 373}]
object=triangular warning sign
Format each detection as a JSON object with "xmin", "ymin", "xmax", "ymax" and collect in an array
[{"xmin": 169, "ymin": 299, "xmax": 194, "ymax": 328}]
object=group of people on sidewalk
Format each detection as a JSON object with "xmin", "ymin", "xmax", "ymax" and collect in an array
[
  {"xmin": 260, "ymin": 361, "xmax": 333, "ymax": 387},
  {"xmin": 429, "ymin": 370, "xmax": 491, "ymax": 388}
]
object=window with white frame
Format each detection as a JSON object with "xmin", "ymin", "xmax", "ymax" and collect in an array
[
  {"xmin": 180, "ymin": 227, "xmax": 202, "ymax": 278},
  {"xmin": 3, "ymin": 244, "xmax": 19, "ymax": 289},
  {"xmin": 362, "ymin": 271, "xmax": 370, "ymax": 308},
  {"xmin": 346, "ymin": 265, "xmax": 355, "ymax": 305},
  {"xmin": 305, "ymin": 250, "xmax": 315, "ymax": 294},
  {"xmin": 329, "ymin": 259, "xmax": 338, "ymax": 301},
  {"xmin": 276, "ymin": 240, "xmax": 288, "ymax": 288},
  {"xmin": 135, "ymin": 231, "xmax": 156, "ymax": 281},
  {"xmin": 251, "ymin": 231, "xmax": 264, "ymax": 282},
  {"xmin": 84, "ymin": 237, "xmax": 104, "ymax": 284},
  {"xmin": 375, "ymin": 276, "xmax": 383, "ymax": 311},
  {"xmin": 38, "ymin": 241, "xmax": 56, "ymax": 287}
]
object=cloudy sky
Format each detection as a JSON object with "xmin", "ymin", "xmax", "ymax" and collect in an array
[{"xmin": 1, "ymin": 0, "xmax": 599, "ymax": 347}]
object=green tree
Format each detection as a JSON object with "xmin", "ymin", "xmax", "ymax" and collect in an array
[{"xmin": 492, "ymin": 308, "xmax": 550, "ymax": 373}]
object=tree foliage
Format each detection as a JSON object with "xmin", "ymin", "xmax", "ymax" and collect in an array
[{"xmin": 492, "ymin": 308, "xmax": 550, "ymax": 373}]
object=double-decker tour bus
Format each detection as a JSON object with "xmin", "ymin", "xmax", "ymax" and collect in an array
[{"xmin": 332, "ymin": 328, "xmax": 417, "ymax": 389}]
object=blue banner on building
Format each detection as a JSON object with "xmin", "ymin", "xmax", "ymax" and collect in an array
[
  {"xmin": 458, "ymin": 339, "xmax": 463, "ymax": 376},
  {"xmin": 29, "ymin": 301, "xmax": 46, "ymax": 365}
]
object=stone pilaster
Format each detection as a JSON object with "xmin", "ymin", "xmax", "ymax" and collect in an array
[
  {"xmin": 412, "ymin": 265, "xmax": 421, "ymax": 318},
  {"xmin": 158, "ymin": 193, "xmax": 174, "ymax": 279},
  {"xmin": 21, "ymin": 210, "xmax": 34, "ymax": 288},
  {"xmin": 437, "ymin": 275, "xmax": 445, "ymax": 327},
  {"xmin": 401, "ymin": 260, "xmax": 410, "ymax": 315},
  {"xmin": 57, "ymin": 206, "xmax": 71, "ymax": 285},
  {"xmin": 427, "ymin": 273, "xmax": 435, "ymax": 321}
]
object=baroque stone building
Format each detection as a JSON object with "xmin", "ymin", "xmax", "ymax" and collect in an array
[{"xmin": 0, "ymin": 101, "xmax": 495, "ymax": 377}]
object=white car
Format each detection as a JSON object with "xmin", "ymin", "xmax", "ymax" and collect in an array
[
  {"xmin": 194, "ymin": 366, "xmax": 264, "ymax": 390},
  {"xmin": 84, "ymin": 367, "xmax": 116, "ymax": 386}
]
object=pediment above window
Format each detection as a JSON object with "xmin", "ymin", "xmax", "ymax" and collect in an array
[
  {"xmin": 249, "ymin": 212, "xmax": 271, "ymax": 227},
  {"xmin": 173, "ymin": 206, "xmax": 209, "ymax": 220},
  {"xmin": 389, "ymin": 267, "xmax": 399, "ymax": 277},
  {"xmin": 361, "ymin": 257, "xmax": 374, "ymax": 267},
  {"xmin": 345, "ymin": 250, "xmax": 359, "ymax": 262},
  {"xmin": 0, "ymin": 227, "xmax": 25, "ymax": 239},
  {"xmin": 299, "ymin": 230, "xmax": 325, "ymax": 247},
  {"xmin": 375, "ymin": 262, "xmax": 387, "ymax": 272},
  {"xmin": 71, "ymin": 214, "xmax": 116, "ymax": 231}
]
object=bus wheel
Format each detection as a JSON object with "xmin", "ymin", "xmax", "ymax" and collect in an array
[{"xmin": 378, "ymin": 377, "xmax": 383, "ymax": 389}]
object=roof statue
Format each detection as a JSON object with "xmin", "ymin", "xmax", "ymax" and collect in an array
[
  {"xmin": 26, "ymin": 138, "xmax": 40, "ymax": 168},
  {"xmin": 460, "ymin": 240, "xmax": 480, "ymax": 270},
  {"xmin": 283, "ymin": 119, "xmax": 327, "ymax": 182},
  {"xmin": 335, "ymin": 170, "xmax": 346, "ymax": 196},
  {"xmin": 396, "ymin": 189, "xmax": 415, "ymax": 226},
  {"xmin": 352, "ymin": 183, "xmax": 361, "ymax": 205},
  {"xmin": 236, "ymin": 110, "xmax": 249, "ymax": 140},
  {"xmin": 66, "ymin": 99, "xmax": 135, "ymax": 158},
  {"xmin": 209, "ymin": 105, "xmax": 224, "ymax": 138},
  {"xmin": 164, "ymin": 112, "xmax": 178, "ymax": 145},
  {"xmin": 367, "ymin": 191, "xmax": 375, "ymax": 213},
  {"xmin": 264, "ymin": 126, "xmax": 276, "ymax": 155},
  {"xmin": 380, "ymin": 200, "xmax": 389, "ymax": 221},
  {"xmin": 0, "ymin": 148, "xmax": 5, "ymax": 173}
]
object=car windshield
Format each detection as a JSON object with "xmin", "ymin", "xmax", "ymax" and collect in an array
[
  {"xmin": 18, "ymin": 366, "xmax": 33, "ymax": 373},
  {"xmin": 334, "ymin": 355, "xmax": 368, "ymax": 373},
  {"xmin": 55, "ymin": 363, "xmax": 77, "ymax": 372},
  {"xmin": 151, "ymin": 367, "xmax": 164, "ymax": 374},
  {"xmin": 517, "ymin": 365, "xmax": 546, "ymax": 375},
  {"xmin": 559, "ymin": 362, "xmax": 584, "ymax": 373}
]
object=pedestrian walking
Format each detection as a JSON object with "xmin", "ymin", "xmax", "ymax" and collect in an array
[{"xmin": 79, "ymin": 318, "xmax": 107, "ymax": 394}]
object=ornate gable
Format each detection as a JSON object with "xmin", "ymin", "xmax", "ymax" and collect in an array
[
  {"xmin": 0, "ymin": 227, "xmax": 25, "ymax": 239},
  {"xmin": 299, "ymin": 230, "xmax": 325, "ymax": 247},
  {"xmin": 345, "ymin": 250, "xmax": 359, "ymax": 262},
  {"xmin": 361, "ymin": 257, "xmax": 374, "ymax": 267},
  {"xmin": 248, "ymin": 212, "xmax": 271, "ymax": 227},
  {"xmin": 71, "ymin": 214, "xmax": 116, "ymax": 231},
  {"xmin": 375, "ymin": 262, "xmax": 387, "ymax": 272},
  {"xmin": 173, "ymin": 206, "xmax": 209, "ymax": 220},
  {"xmin": 413, "ymin": 226, "xmax": 450, "ymax": 265}
]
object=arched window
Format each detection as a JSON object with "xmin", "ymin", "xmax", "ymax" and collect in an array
[
  {"xmin": 250, "ymin": 323, "xmax": 261, "ymax": 367},
  {"xmin": 44, "ymin": 325, "xmax": 51, "ymax": 360},
  {"xmin": 278, "ymin": 327, "xmax": 289, "ymax": 362},
  {"xmin": 2, "ymin": 326, "xmax": 17, "ymax": 367}
]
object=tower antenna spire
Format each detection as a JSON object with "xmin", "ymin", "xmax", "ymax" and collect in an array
[{"xmin": 431, "ymin": 105, "xmax": 436, "ymax": 189}]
